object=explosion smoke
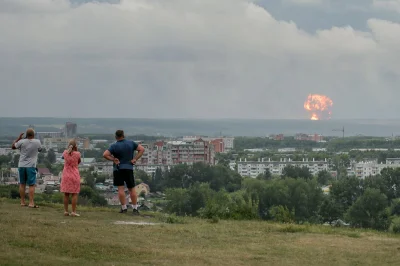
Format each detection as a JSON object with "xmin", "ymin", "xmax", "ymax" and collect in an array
[{"xmin": 304, "ymin": 94, "xmax": 333, "ymax": 120}]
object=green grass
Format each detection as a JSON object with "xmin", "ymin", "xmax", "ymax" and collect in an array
[{"xmin": 1, "ymin": 199, "xmax": 400, "ymax": 266}]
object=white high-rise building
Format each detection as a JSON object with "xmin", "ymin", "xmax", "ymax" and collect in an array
[
  {"xmin": 237, "ymin": 158, "xmax": 329, "ymax": 178},
  {"xmin": 352, "ymin": 158, "xmax": 400, "ymax": 179}
]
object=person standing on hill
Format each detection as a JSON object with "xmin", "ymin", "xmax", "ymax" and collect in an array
[
  {"xmin": 11, "ymin": 128, "xmax": 42, "ymax": 208},
  {"xmin": 103, "ymin": 130, "xmax": 145, "ymax": 215},
  {"xmin": 60, "ymin": 139, "xmax": 82, "ymax": 217}
]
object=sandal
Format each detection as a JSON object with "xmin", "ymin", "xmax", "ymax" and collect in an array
[
  {"xmin": 28, "ymin": 205, "xmax": 39, "ymax": 208},
  {"xmin": 21, "ymin": 204, "xmax": 28, "ymax": 207},
  {"xmin": 64, "ymin": 211, "xmax": 70, "ymax": 216},
  {"xmin": 70, "ymin": 212, "xmax": 80, "ymax": 217}
]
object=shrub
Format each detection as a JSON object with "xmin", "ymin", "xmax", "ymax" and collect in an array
[
  {"xmin": 208, "ymin": 216, "xmax": 220, "ymax": 224},
  {"xmin": 269, "ymin": 205, "xmax": 295, "ymax": 223},
  {"xmin": 158, "ymin": 213, "xmax": 186, "ymax": 224},
  {"xmin": 89, "ymin": 193, "xmax": 107, "ymax": 207},
  {"xmin": 390, "ymin": 217, "xmax": 400, "ymax": 234},
  {"xmin": 199, "ymin": 190, "xmax": 258, "ymax": 220}
]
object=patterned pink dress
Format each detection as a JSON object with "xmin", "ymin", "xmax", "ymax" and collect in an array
[{"xmin": 61, "ymin": 150, "xmax": 81, "ymax": 194}]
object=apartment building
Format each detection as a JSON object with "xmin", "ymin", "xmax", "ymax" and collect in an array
[
  {"xmin": 93, "ymin": 162, "xmax": 114, "ymax": 177},
  {"xmin": 237, "ymin": 158, "xmax": 329, "ymax": 178},
  {"xmin": 43, "ymin": 138, "xmax": 70, "ymax": 150},
  {"xmin": 136, "ymin": 165, "xmax": 169, "ymax": 175},
  {"xmin": 0, "ymin": 148, "xmax": 12, "ymax": 156},
  {"xmin": 222, "ymin": 137, "xmax": 234, "ymax": 151},
  {"xmin": 137, "ymin": 138, "xmax": 216, "ymax": 174},
  {"xmin": 295, "ymin": 133, "xmax": 324, "ymax": 142},
  {"xmin": 269, "ymin": 134, "xmax": 284, "ymax": 141},
  {"xmin": 43, "ymin": 137, "xmax": 90, "ymax": 150},
  {"xmin": 352, "ymin": 158, "xmax": 400, "ymax": 179},
  {"xmin": 36, "ymin": 132, "xmax": 63, "ymax": 141},
  {"xmin": 182, "ymin": 136, "xmax": 234, "ymax": 152}
]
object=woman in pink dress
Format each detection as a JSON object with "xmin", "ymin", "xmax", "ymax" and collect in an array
[{"xmin": 61, "ymin": 139, "xmax": 81, "ymax": 217}]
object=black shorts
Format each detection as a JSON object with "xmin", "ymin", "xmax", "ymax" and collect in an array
[{"xmin": 113, "ymin": 169, "xmax": 135, "ymax": 188}]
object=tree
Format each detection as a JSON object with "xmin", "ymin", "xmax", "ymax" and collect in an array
[
  {"xmin": 11, "ymin": 154, "xmax": 20, "ymax": 167},
  {"xmin": 79, "ymin": 186, "xmax": 95, "ymax": 199},
  {"xmin": 317, "ymin": 170, "xmax": 332, "ymax": 186},
  {"xmin": 83, "ymin": 174, "xmax": 96, "ymax": 189},
  {"xmin": 163, "ymin": 164, "xmax": 191, "ymax": 189},
  {"xmin": 153, "ymin": 167, "xmax": 163, "ymax": 191},
  {"xmin": 215, "ymin": 153, "xmax": 230, "ymax": 168},
  {"xmin": 282, "ymin": 165, "xmax": 312, "ymax": 180},
  {"xmin": 330, "ymin": 176, "xmax": 363, "ymax": 213},
  {"xmin": 285, "ymin": 178, "xmax": 323, "ymax": 222},
  {"xmin": 257, "ymin": 169, "xmax": 272, "ymax": 181},
  {"xmin": 364, "ymin": 175, "xmax": 387, "ymax": 196},
  {"xmin": 345, "ymin": 188, "xmax": 389, "ymax": 230},
  {"xmin": 90, "ymin": 193, "xmax": 108, "ymax": 206},
  {"xmin": 269, "ymin": 205, "xmax": 295, "ymax": 223},
  {"xmin": 188, "ymin": 182, "xmax": 213, "ymax": 216},
  {"xmin": 47, "ymin": 149, "xmax": 56, "ymax": 164},
  {"xmin": 390, "ymin": 198, "xmax": 400, "ymax": 216},
  {"xmin": 380, "ymin": 168, "xmax": 400, "ymax": 201},
  {"xmin": 0, "ymin": 154, "xmax": 11, "ymax": 167},
  {"xmin": 38, "ymin": 153, "xmax": 45, "ymax": 164},
  {"xmin": 95, "ymin": 175, "xmax": 106, "ymax": 184},
  {"xmin": 319, "ymin": 196, "xmax": 342, "ymax": 224},
  {"xmin": 332, "ymin": 154, "xmax": 350, "ymax": 171},
  {"xmin": 135, "ymin": 170, "xmax": 152, "ymax": 186},
  {"xmin": 165, "ymin": 188, "xmax": 191, "ymax": 216},
  {"xmin": 210, "ymin": 164, "xmax": 241, "ymax": 192}
]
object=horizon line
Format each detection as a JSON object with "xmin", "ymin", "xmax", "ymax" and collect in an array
[{"xmin": 1, "ymin": 117, "xmax": 399, "ymax": 121}]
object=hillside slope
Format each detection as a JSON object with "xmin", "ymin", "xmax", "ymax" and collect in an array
[{"xmin": 1, "ymin": 200, "xmax": 400, "ymax": 266}]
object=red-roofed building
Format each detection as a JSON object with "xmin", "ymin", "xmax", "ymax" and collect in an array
[{"xmin": 37, "ymin": 168, "xmax": 52, "ymax": 177}]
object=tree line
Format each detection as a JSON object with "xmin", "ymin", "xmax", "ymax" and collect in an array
[
  {"xmin": 136, "ymin": 162, "xmax": 400, "ymax": 232},
  {"xmin": 234, "ymin": 136, "xmax": 400, "ymax": 152}
]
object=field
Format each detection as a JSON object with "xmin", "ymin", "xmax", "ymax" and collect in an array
[{"xmin": 1, "ymin": 199, "xmax": 400, "ymax": 266}]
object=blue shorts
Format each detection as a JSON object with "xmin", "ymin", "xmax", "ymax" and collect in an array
[{"xmin": 18, "ymin": 167, "xmax": 37, "ymax": 186}]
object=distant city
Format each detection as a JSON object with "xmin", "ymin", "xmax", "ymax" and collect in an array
[
  {"xmin": 3, "ymin": 117, "xmax": 400, "ymax": 137},
  {"xmin": 3, "ymin": 120, "xmax": 400, "ymax": 199}
]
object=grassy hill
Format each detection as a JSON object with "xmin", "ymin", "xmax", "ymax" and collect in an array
[{"xmin": 1, "ymin": 199, "xmax": 400, "ymax": 266}]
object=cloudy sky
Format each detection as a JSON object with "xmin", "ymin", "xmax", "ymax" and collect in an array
[{"xmin": 0, "ymin": 0, "xmax": 399, "ymax": 119}]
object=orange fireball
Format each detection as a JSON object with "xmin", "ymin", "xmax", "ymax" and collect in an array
[{"xmin": 304, "ymin": 94, "xmax": 333, "ymax": 120}]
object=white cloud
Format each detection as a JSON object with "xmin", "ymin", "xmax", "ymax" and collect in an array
[{"xmin": 0, "ymin": 0, "xmax": 400, "ymax": 119}]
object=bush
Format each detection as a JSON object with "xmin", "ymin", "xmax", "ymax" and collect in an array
[
  {"xmin": 165, "ymin": 188, "xmax": 191, "ymax": 216},
  {"xmin": 391, "ymin": 199, "xmax": 400, "ymax": 216},
  {"xmin": 208, "ymin": 216, "xmax": 220, "ymax": 224},
  {"xmin": 278, "ymin": 225, "xmax": 308, "ymax": 233},
  {"xmin": 79, "ymin": 186, "xmax": 95, "ymax": 198},
  {"xmin": 50, "ymin": 193, "xmax": 64, "ymax": 204},
  {"xmin": 89, "ymin": 193, "xmax": 107, "ymax": 207},
  {"xmin": 10, "ymin": 187, "xmax": 20, "ymax": 199},
  {"xmin": 390, "ymin": 217, "xmax": 400, "ymax": 234},
  {"xmin": 158, "ymin": 213, "xmax": 186, "ymax": 224},
  {"xmin": 198, "ymin": 190, "xmax": 258, "ymax": 220},
  {"xmin": 269, "ymin": 205, "xmax": 295, "ymax": 223}
]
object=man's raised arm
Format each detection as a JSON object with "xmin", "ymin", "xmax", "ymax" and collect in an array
[{"xmin": 11, "ymin": 132, "xmax": 24, "ymax": 150}]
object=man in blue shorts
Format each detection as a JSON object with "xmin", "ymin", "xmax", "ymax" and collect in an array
[
  {"xmin": 103, "ymin": 130, "xmax": 145, "ymax": 215},
  {"xmin": 11, "ymin": 128, "xmax": 42, "ymax": 208}
]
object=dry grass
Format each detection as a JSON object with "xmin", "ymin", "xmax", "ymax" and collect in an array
[{"xmin": 1, "ymin": 199, "xmax": 400, "ymax": 266}]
